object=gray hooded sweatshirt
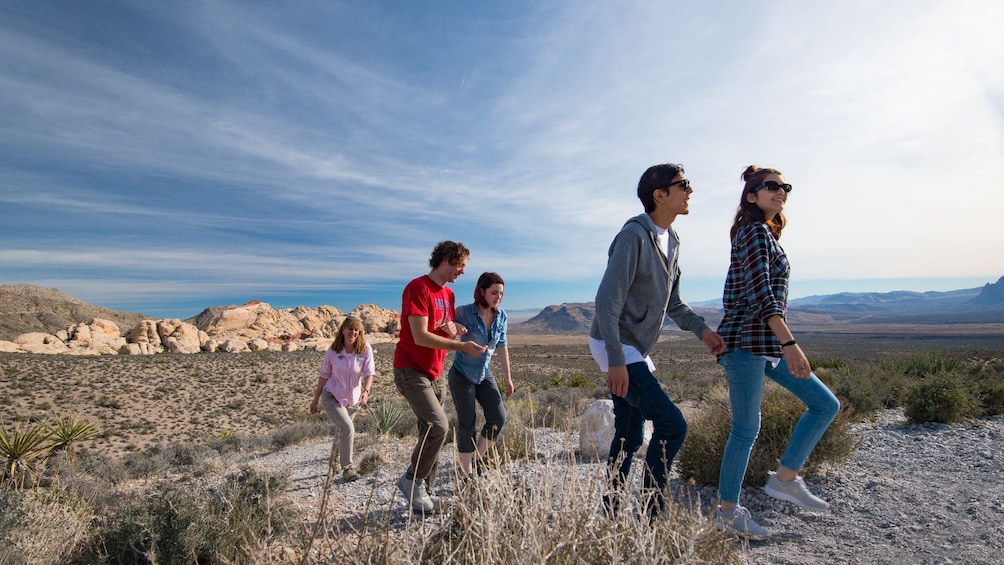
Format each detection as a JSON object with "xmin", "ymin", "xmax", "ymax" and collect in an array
[{"xmin": 589, "ymin": 213, "xmax": 710, "ymax": 367}]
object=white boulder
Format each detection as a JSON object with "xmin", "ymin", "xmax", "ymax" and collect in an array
[{"xmin": 579, "ymin": 399, "xmax": 652, "ymax": 460}]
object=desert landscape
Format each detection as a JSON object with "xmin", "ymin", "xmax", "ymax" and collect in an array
[
  {"xmin": 3, "ymin": 283, "xmax": 1004, "ymax": 563},
  {"xmin": 4, "ymin": 325, "xmax": 999, "ymax": 460}
]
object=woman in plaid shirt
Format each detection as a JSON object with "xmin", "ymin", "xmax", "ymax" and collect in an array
[{"xmin": 713, "ymin": 165, "xmax": 841, "ymax": 540}]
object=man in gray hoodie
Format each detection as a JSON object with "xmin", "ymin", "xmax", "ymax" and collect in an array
[{"xmin": 589, "ymin": 162, "xmax": 725, "ymax": 517}]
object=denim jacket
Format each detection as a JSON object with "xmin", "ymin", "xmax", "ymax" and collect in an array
[{"xmin": 452, "ymin": 303, "xmax": 507, "ymax": 384}]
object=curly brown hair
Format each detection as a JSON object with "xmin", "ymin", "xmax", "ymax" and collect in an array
[{"xmin": 429, "ymin": 240, "xmax": 471, "ymax": 269}]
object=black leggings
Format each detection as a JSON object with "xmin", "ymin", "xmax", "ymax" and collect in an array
[{"xmin": 447, "ymin": 365, "xmax": 507, "ymax": 453}]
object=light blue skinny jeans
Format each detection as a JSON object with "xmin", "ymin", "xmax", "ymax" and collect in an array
[{"xmin": 717, "ymin": 349, "xmax": 840, "ymax": 504}]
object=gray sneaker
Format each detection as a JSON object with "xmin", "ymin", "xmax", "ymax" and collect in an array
[
  {"xmin": 764, "ymin": 473, "xmax": 830, "ymax": 511},
  {"xmin": 715, "ymin": 505, "xmax": 770, "ymax": 540},
  {"xmin": 397, "ymin": 473, "xmax": 434, "ymax": 513}
]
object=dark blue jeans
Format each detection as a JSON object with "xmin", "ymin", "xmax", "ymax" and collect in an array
[{"xmin": 608, "ymin": 361, "xmax": 687, "ymax": 512}]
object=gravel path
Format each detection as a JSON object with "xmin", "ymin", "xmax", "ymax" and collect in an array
[{"xmin": 243, "ymin": 410, "xmax": 1003, "ymax": 564}]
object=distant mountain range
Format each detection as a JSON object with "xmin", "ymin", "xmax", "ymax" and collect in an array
[
  {"xmin": 3, "ymin": 277, "xmax": 1003, "ymax": 340},
  {"xmin": 515, "ymin": 276, "xmax": 1004, "ymax": 333}
]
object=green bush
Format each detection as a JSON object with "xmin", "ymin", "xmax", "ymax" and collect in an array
[
  {"xmin": 903, "ymin": 372, "xmax": 979, "ymax": 424},
  {"xmin": 678, "ymin": 382, "xmax": 854, "ymax": 488},
  {"xmin": 820, "ymin": 363, "xmax": 910, "ymax": 416},
  {"xmin": 73, "ymin": 466, "xmax": 294, "ymax": 564},
  {"xmin": 974, "ymin": 379, "xmax": 1004, "ymax": 417},
  {"xmin": 882, "ymin": 350, "xmax": 960, "ymax": 378}
]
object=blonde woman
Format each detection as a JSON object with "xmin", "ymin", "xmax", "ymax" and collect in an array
[{"xmin": 310, "ymin": 316, "xmax": 375, "ymax": 481}]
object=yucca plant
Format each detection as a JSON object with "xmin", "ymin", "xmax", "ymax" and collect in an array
[
  {"xmin": 374, "ymin": 399, "xmax": 406, "ymax": 435},
  {"xmin": 48, "ymin": 417, "xmax": 100, "ymax": 462},
  {"xmin": 0, "ymin": 421, "xmax": 53, "ymax": 488}
]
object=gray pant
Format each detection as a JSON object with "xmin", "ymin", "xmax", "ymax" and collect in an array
[
  {"xmin": 319, "ymin": 390, "xmax": 356, "ymax": 468},
  {"xmin": 447, "ymin": 366, "xmax": 507, "ymax": 453},
  {"xmin": 394, "ymin": 367, "xmax": 448, "ymax": 489}
]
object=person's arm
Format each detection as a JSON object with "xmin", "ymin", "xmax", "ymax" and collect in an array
[
  {"xmin": 497, "ymin": 344, "xmax": 514, "ymax": 397},
  {"xmin": 311, "ymin": 352, "xmax": 332, "ymax": 413},
  {"xmin": 738, "ymin": 225, "xmax": 807, "ymax": 377},
  {"xmin": 358, "ymin": 344, "xmax": 376, "ymax": 405},
  {"xmin": 309, "ymin": 376, "xmax": 326, "ymax": 414},
  {"xmin": 359, "ymin": 374, "xmax": 374, "ymax": 405},
  {"xmin": 408, "ymin": 315, "xmax": 486, "ymax": 356},
  {"xmin": 766, "ymin": 315, "xmax": 811, "ymax": 378},
  {"xmin": 595, "ymin": 230, "xmax": 639, "ymax": 398}
]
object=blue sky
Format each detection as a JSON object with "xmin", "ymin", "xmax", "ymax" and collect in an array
[{"xmin": 2, "ymin": 1, "xmax": 1002, "ymax": 320}]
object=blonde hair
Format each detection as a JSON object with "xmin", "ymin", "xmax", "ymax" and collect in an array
[{"xmin": 330, "ymin": 316, "xmax": 367, "ymax": 354}]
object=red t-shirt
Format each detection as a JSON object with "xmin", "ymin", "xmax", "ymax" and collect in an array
[{"xmin": 393, "ymin": 274, "xmax": 456, "ymax": 380}]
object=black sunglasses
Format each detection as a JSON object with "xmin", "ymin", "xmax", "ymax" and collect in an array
[
  {"xmin": 751, "ymin": 180, "xmax": 792, "ymax": 194},
  {"xmin": 664, "ymin": 179, "xmax": 691, "ymax": 191}
]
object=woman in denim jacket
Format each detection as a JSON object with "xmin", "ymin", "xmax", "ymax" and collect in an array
[
  {"xmin": 448, "ymin": 272, "xmax": 513, "ymax": 476},
  {"xmin": 714, "ymin": 165, "xmax": 841, "ymax": 540}
]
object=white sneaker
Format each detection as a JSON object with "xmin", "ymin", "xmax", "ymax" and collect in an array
[
  {"xmin": 764, "ymin": 472, "xmax": 830, "ymax": 511},
  {"xmin": 397, "ymin": 473, "xmax": 434, "ymax": 513},
  {"xmin": 715, "ymin": 505, "xmax": 770, "ymax": 540}
]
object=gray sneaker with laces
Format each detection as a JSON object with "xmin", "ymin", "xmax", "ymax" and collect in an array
[
  {"xmin": 397, "ymin": 473, "xmax": 434, "ymax": 513},
  {"xmin": 764, "ymin": 472, "xmax": 830, "ymax": 511},
  {"xmin": 715, "ymin": 505, "xmax": 769, "ymax": 540}
]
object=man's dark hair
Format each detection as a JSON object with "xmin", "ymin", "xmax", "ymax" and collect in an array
[{"xmin": 637, "ymin": 163, "xmax": 684, "ymax": 213}]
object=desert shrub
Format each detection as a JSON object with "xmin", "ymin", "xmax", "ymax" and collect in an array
[
  {"xmin": 0, "ymin": 486, "xmax": 93, "ymax": 565},
  {"xmin": 566, "ymin": 372, "xmax": 594, "ymax": 388},
  {"xmin": 974, "ymin": 379, "xmax": 1004, "ymax": 417},
  {"xmin": 357, "ymin": 451, "xmax": 384, "ymax": 475},
  {"xmin": 818, "ymin": 362, "xmax": 911, "ymax": 416},
  {"xmin": 495, "ymin": 419, "xmax": 536, "ymax": 461},
  {"xmin": 373, "ymin": 398, "xmax": 407, "ymax": 435},
  {"xmin": 882, "ymin": 350, "xmax": 960, "ymax": 377},
  {"xmin": 904, "ymin": 372, "xmax": 979, "ymax": 424},
  {"xmin": 270, "ymin": 416, "xmax": 333, "ymax": 449},
  {"xmin": 117, "ymin": 441, "xmax": 220, "ymax": 479},
  {"xmin": 73, "ymin": 466, "xmax": 294, "ymax": 564},
  {"xmin": 660, "ymin": 367, "xmax": 702, "ymax": 400},
  {"xmin": 302, "ymin": 441, "xmax": 741, "ymax": 564},
  {"xmin": 810, "ymin": 355, "xmax": 849, "ymax": 370},
  {"xmin": 518, "ymin": 387, "xmax": 594, "ymax": 431},
  {"xmin": 678, "ymin": 383, "xmax": 854, "ymax": 488}
]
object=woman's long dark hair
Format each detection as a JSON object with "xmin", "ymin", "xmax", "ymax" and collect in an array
[
  {"xmin": 731, "ymin": 165, "xmax": 786, "ymax": 240},
  {"xmin": 474, "ymin": 272, "xmax": 505, "ymax": 310}
]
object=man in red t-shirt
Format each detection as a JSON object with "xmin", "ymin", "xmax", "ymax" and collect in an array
[{"xmin": 394, "ymin": 240, "xmax": 486, "ymax": 513}]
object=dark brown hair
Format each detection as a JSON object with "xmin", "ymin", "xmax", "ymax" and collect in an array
[
  {"xmin": 330, "ymin": 316, "xmax": 367, "ymax": 354},
  {"xmin": 731, "ymin": 165, "xmax": 786, "ymax": 240},
  {"xmin": 473, "ymin": 272, "xmax": 505, "ymax": 309},
  {"xmin": 429, "ymin": 240, "xmax": 471, "ymax": 270}
]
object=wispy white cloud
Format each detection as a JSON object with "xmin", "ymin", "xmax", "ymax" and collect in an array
[{"xmin": 1, "ymin": 1, "xmax": 1002, "ymax": 316}]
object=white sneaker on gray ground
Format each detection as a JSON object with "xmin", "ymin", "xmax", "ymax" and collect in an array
[
  {"xmin": 764, "ymin": 472, "xmax": 830, "ymax": 511},
  {"xmin": 397, "ymin": 473, "xmax": 434, "ymax": 513},
  {"xmin": 715, "ymin": 505, "xmax": 770, "ymax": 540}
]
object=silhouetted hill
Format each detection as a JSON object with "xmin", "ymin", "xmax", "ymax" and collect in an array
[
  {"xmin": 0, "ymin": 284, "xmax": 147, "ymax": 341},
  {"xmin": 970, "ymin": 276, "xmax": 1004, "ymax": 306}
]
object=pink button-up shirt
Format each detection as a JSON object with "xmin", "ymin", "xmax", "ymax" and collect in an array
[{"xmin": 319, "ymin": 344, "xmax": 375, "ymax": 407}]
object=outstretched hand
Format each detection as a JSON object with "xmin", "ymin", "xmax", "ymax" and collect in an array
[{"xmin": 459, "ymin": 341, "xmax": 487, "ymax": 356}]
